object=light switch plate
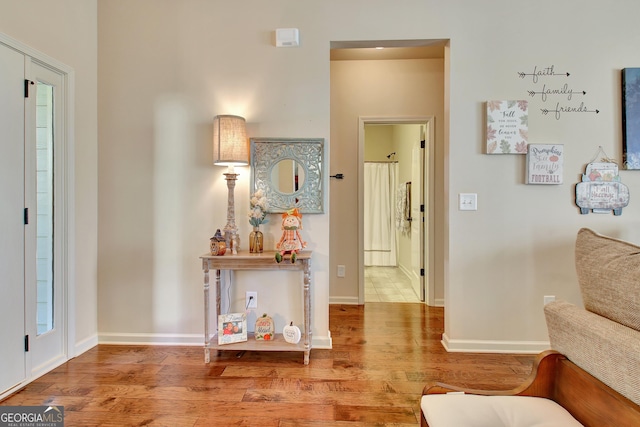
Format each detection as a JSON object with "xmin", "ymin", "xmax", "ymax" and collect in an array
[{"xmin": 459, "ymin": 193, "xmax": 478, "ymax": 211}]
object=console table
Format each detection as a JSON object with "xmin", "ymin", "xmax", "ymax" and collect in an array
[{"xmin": 200, "ymin": 250, "xmax": 312, "ymax": 364}]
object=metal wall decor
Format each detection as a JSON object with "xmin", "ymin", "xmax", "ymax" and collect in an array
[{"xmin": 250, "ymin": 138, "xmax": 324, "ymax": 213}]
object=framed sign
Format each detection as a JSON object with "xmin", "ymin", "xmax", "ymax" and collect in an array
[
  {"xmin": 526, "ymin": 144, "xmax": 563, "ymax": 184},
  {"xmin": 486, "ymin": 100, "xmax": 529, "ymax": 154}
]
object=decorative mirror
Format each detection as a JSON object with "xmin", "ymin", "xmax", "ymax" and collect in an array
[{"xmin": 250, "ymin": 138, "xmax": 324, "ymax": 213}]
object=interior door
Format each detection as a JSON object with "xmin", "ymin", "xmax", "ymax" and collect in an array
[
  {"xmin": 410, "ymin": 131, "xmax": 424, "ymax": 301},
  {"xmin": 24, "ymin": 60, "xmax": 66, "ymax": 374},
  {"xmin": 0, "ymin": 42, "xmax": 27, "ymax": 393}
]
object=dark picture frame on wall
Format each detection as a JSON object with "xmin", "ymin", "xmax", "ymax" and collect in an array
[{"xmin": 622, "ymin": 68, "xmax": 640, "ymax": 169}]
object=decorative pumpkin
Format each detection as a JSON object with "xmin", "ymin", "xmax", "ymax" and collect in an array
[
  {"xmin": 283, "ymin": 321, "xmax": 301, "ymax": 344},
  {"xmin": 275, "ymin": 208, "xmax": 307, "ymax": 263},
  {"xmin": 255, "ymin": 313, "xmax": 275, "ymax": 341}
]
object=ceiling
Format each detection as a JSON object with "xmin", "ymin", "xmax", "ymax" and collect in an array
[{"xmin": 330, "ymin": 39, "xmax": 446, "ymax": 61}]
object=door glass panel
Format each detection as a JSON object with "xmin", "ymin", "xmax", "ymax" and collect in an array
[{"xmin": 36, "ymin": 82, "xmax": 54, "ymax": 336}]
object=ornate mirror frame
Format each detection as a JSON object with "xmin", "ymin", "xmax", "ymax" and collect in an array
[{"xmin": 250, "ymin": 137, "xmax": 324, "ymax": 213}]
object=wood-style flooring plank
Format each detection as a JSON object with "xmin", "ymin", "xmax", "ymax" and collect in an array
[{"xmin": 1, "ymin": 302, "xmax": 537, "ymax": 425}]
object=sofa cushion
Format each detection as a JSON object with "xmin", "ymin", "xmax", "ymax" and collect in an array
[
  {"xmin": 575, "ymin": 228, "xmax": 640, "ymax": 331},
  {"xmin": 421, "ymin": 394, "xmax": 583, "ymax": 427},
  {"xmin": 545, "ymin": 300, "xmax": 640, "ymax": 406}
]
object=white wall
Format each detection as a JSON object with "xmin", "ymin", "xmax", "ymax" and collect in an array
[
  {"xmin": 99, "ymin": 0, "xmax": 640, "ymax": 353},
  {"xmin": 441, "ymin": 1, "xmax": 640, "ymax": 352},
  {"xmin": 6, "ymin": 0, "xmax": 640, "ymax": 356},
  {"xmin": 97, "ymin": 0, "xmax": 332, "ymax": 346},
  {"xmin": 329, "ymin": 1, "xmax": 640, "ymax": 353},
  {"xmin": 364, "ymin": 125, "xmax": 394, "ymax": 161},
  {"xmin": 0, "ymin": 1, "xmax": 98, "ymax": 354}
]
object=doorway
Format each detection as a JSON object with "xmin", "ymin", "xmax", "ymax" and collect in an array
[
  {"xmin": 329, "ymin": 39, "xmax": 446, "ymax": 307},
  {"xmin": 359, "ymin": 118, "xmax": 435, "ymax": 305}
]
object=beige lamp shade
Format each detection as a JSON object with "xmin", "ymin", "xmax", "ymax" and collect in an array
[{"xmin": 213, "ymin": 115, "xmax": 249, "ymax": 166}]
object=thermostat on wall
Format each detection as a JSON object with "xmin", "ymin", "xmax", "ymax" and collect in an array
[{"xmin": 275, "ymin": 28, "xmax": 299, "ymax": 47}]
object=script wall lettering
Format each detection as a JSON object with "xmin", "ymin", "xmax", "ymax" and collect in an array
[{"xmin": 518, "ymin": 65, "xmax": 600, "ymax": 120}]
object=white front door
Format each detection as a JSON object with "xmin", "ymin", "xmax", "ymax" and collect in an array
[{"xmin": 0, "ymin": 40, "xmax": 27, "ymax": 394}]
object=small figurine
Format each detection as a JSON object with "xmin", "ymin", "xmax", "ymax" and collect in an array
[
  {"xmin": 275, "ymin": 208, "xmax": 306, "ymax": 263},
  {"xmin": 209, "ymin": 229, "xmax": 227, "ymax": 256}
]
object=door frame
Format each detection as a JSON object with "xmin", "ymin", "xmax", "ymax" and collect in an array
[
  {"xmin": 358, "ymin": 116, "xmax": 435, "ymax": 305},
  {"xmin": 0, "ymin": 32, "xmax": 75, "ymax": 398}
]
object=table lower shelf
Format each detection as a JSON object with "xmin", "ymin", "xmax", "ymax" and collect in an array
[{"xmin": 211, "ymin": 333, "xmax": 308, "ymax": 352}]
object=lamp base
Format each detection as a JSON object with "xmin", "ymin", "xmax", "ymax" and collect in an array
[{"xmin": 223, "ymin": 171, "xmax": 239, "ymax": 254}]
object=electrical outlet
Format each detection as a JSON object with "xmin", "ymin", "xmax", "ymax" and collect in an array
[
  {"xmin": 543, "ymin": 295, "xmax": 556, "ymax": 305},
  {"xmin": 246, "ymin": 291, "xmax": 258, "ymax": 309},
  {"xmin": 337, "ymin": 265, "xmax": 346, "ymax": 278}
]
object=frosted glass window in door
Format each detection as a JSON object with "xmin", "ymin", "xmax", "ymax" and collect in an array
[{"xmin": 36, "ymin": 82, "xmax": 54, "ymax": 336}]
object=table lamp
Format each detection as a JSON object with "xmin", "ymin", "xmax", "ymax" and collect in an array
[{"xmin": 213, "ymin": 115, "xmax": 249, "ymax": 254}]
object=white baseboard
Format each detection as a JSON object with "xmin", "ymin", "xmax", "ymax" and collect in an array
[
  {"xmin": 329, "ymin": 296, "xmax": 360, "ymax": 305},
  {"xmin": 98, "ymin": 332, "xmax": 333, "ymax": 350},
  {"xmin": 99, "ymin": 332, "xmax": 204, "ymax": 346},
  {"xmin": 398, "ymin": 263, "xmax": 414, "ymax": 280},
  {"xmin": 330, "ymin": 295, "xmax": 442, "ymax": 307},
  {"xmin": 312, "ymin": 333, "xmax": 333, "ymax": 349},
  {"xmin": 441, "ymin": 333, "xmax": 550, "ymax": 354},
  {"xmin": 429, "ymin": 298, "xmax": 445, "ymax": 307},
  {"xmin": 74, "ymin": 333, "xmax": 98, "ymax": 357}
]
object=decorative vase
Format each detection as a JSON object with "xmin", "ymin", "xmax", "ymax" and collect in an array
[{"xmin": 249, "ymin": 226, "xmax": 264, "ymax": 253}]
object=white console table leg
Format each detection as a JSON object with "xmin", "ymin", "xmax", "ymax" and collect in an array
[{"xmin": 303, "ymin": 258, "xmax": 311, "ymax": 365}]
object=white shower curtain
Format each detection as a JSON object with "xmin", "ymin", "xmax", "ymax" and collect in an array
[{"xmin": 364, "ymin": 162, "xmax": 398, "ymax": 266}]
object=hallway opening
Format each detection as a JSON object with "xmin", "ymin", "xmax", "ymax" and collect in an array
[{"xmin": 329, "ymin": 39, "xmax": 448, "ymax": 308}]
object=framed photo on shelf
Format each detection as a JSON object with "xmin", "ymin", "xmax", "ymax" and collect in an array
[{"xmin": 218, "ymin": 312, "xmax": 247, "ymax": 345}]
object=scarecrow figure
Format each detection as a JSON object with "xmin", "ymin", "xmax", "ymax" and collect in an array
[{"xmin": 275, "ymin": 208, "xmax": 306, "ymax": 263}]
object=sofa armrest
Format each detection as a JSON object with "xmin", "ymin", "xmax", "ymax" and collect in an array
[
  {"xmin": 421, "ymin": 349, "xmax": 640, "ymax": 427},
  {"xmin": 422, "ymin": 350, "xmax": 562, "ymax": 398}
]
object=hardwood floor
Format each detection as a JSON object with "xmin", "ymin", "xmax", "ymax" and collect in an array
[{"xmin": 1, "ymin": 303, "xmax": 536, "ymax": 426}]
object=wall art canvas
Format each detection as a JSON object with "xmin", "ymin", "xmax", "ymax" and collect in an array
[
  {"xmin": 486, "ymin": 100, "xmax": 529, "ymax": 154},
  {"xmin": 526, "ymin": 144, "xmax": 563, "ymax": 184},
  {"xmin": 622, "ymin": 68, "xmax": 640, "ymax": 169}
]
